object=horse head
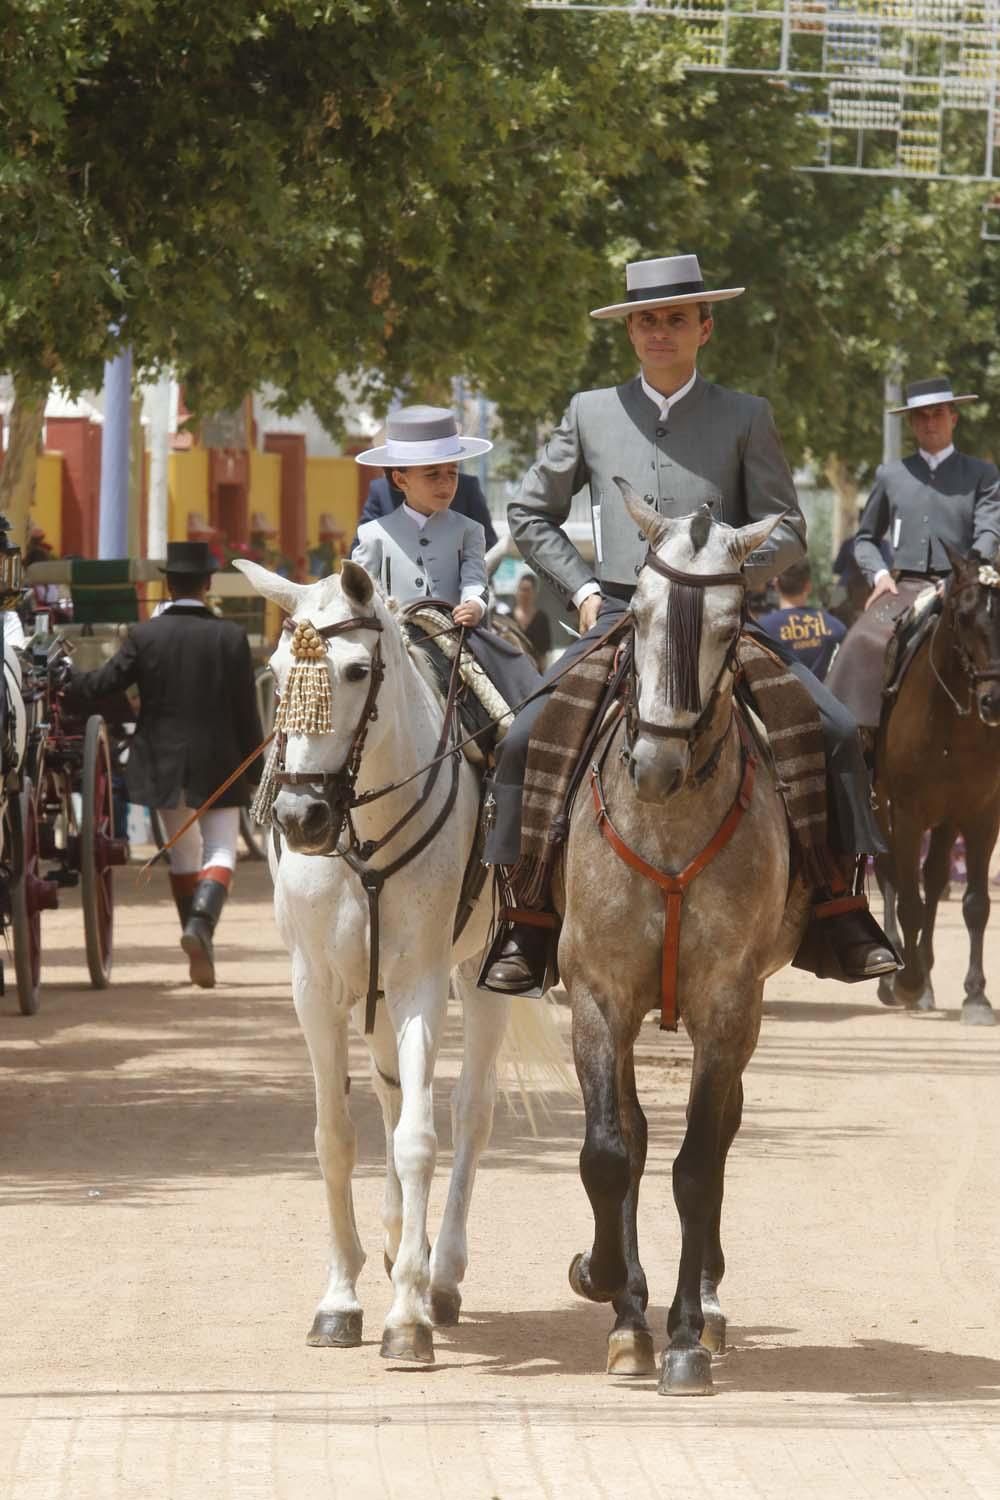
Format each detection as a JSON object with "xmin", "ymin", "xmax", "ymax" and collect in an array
[
  {"xmin": 942, "ymin": 544, "xmax": 1000, "ymax": 728},
  {"xmin": 235, "ymin": 558, "xmax": 392, "ymax": 854},
  {"xmin": 615, "ymin": 477, "xmax": 782, "ymax": 803}
]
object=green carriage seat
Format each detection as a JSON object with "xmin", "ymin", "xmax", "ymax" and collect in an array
[{"xmin": 69, "ymin": 560, "xmax": 139, "ymax": 626}]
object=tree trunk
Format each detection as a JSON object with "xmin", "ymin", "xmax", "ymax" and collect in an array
[
  {"xmin": 0, "ymin": 388, "xmax": 47, "ymax": 550},
  {"xmin": 823, "ymin": 455, "xmax": 860, "ymax": 559}
]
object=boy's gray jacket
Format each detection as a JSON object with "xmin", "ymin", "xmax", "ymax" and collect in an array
[
  {"xmin": 853, "ymin": 451, "xmax": 1000, "ymax": 583},
  {"xmin": 508, "ymin": 374, "xmax": 806, "ymax": 604},
  {"xmin": 352, "ymin": 505, "xmax": 487, "ymax": 607}
]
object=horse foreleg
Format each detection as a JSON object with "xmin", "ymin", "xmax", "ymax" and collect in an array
[
  {"xmin": 874, "ymin": 850, "xmax": 904, "ymax": 1007},
  {"xmin": 699, "ymin": 1074, "xmax": 744, "ymax": 1357},
  {"xmin": 567, "ymin": 983, "xmax": 630, "ymax": 1309},
  {"xmin": 661, "ymin": 1052, "xmax": 741, "ymax": 1397},
  {"xmin": 363, "ymin": 998, "xmax": 404, "ymax": 1275},
  {"xmin": 429, "ymin": 960, "xmax": 510, "ymax": 1328},
  {"xmin": 960, "ymin": 821, "xmax": 998, "ymax": 1027},
  {"xmin": 891, "ymin": 817, "xmax": 933, "ymax": 1010},
  {"xmin": 380, "ymin": 968, "xmax": 449, "ymax": 1364},
  {"xmin": 920, "ymin": 823, "xmax": 954, "ymax": 981},
  {"xmin": 606, "ymin": 1045, "xmax": 655, "ymax": 1377},
  {"xmin": 293, "ymin": 961, "xmax": 366, "ymax": 1350}
]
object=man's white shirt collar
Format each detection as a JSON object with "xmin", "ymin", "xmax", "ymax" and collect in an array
[
  {"xmin": 920, "ymin": 444, "xmax": 954, "ymax": 472},
  {"xmin": 640, "ymin": 368, "xmax": 697, "ymax": 419},
  {"xmin": 402, "ymin": 502, "xmax": 431, "ymax": 530}
]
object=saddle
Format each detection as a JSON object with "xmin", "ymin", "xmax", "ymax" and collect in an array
[
  {"xmin": 882, "ymin": 584, "xmax": 941, "ymax": 704},
  {"xmin": 403, "ymin": 601, "xmax": 515, "ymax": 764}
]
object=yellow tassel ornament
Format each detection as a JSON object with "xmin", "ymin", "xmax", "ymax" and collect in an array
[{"xmin": 275, "ymin": 620, "xmax": 333, "ymax": 735}]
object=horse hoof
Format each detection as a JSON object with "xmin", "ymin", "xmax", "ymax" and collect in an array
[
  {"xmin": 607, "ymin": 1327, "xmax": 656, "ymax": 1377},
  {"xmin": 429, "ymin": 1288, "xmax": 462, "ymax": 1327},
  {"xmin": 306, "ymin": 1310, "xmax": 363, "ymax": 1348},
  {"xmin": 962, "ymin": 1000, "xmax": 997, "ymax": 1027},
  {"xmin": 878, "ymin": 977, "xmax": 905, "ymax": 1008},
  {"xmin": 380, "ymin": 1323, "xmax": 434, "ymax": 1364},
  {"xmin": 568, "ymin": 1252, "xmax": 615, "ymax": 1304},
  {"xmin": 659, "ymin": 1344, "xmax": 715, "ymax": 1397},
  {"xmin": 700, "ymin": 1310, "xmax": 727, "ymax": 1355}
]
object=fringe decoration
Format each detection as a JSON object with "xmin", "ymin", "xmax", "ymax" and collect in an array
[
  {"xmin": 665, "ymin": 581, "xmax": 704, "ymax": 714},
  {"xmin": 250, "ymin": 734, "xmax": 283, "ymax": 826},
  {"xmin": 274, "ymin": 620, "xmax": 333, "ymax": 735}
]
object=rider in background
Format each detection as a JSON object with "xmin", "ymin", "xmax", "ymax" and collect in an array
[
  {"xmin": 64, "ymin": 541, "xmax": 262, "ymax": 990},
  {"xmin": 758, "ymin": 559, "xmax": 845, "ymax": 682}
]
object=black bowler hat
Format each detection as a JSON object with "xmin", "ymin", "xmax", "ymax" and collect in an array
[{"xmin": 160, "ymin": 540, "xmax": 215, "ymax": 575}]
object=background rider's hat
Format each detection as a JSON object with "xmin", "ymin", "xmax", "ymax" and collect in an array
[
  {"xmin": 160, "ymin": 540, "xmax": 215, "ymax": 575},
  {"xmin": 888, "ymin": 376, "xmax": 978, "ymax": 414},
  {"xmin": 354, "ymin": 405, "xmax": 493, "ymax": 468},
  {"xmin": 590, "ymin": 254, "xmax": 745, "ymax": 320}
]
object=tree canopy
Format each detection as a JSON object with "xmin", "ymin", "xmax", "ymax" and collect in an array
[{"xmin": 2, "ymin": 0, "xmax": 997, "ymax": 500}]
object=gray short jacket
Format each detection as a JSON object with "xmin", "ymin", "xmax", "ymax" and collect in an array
[
  {"xmin": 853, "ymin": 451, "xmax": 1000, "ymax": 583},
  {"xmin": 352, "ymin": 505, "xmax": 488, "ymax": 607},
  {"xmin": 508, "ymin": 373, "xmax": 806, "ymax": 605}
]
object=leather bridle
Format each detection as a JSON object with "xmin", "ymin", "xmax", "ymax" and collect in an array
[
  {"xmin": 929, "ymin": 580, "xmax": 1000, "ymax": 720},
  {"xmin": 625, "ymin": 549, "xmax": 747, "ymax": 764}
]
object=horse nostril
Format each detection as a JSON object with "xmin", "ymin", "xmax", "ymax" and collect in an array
[{"xmin": 302, "ymin": 803, "xmax": 330, "ymax": 838}]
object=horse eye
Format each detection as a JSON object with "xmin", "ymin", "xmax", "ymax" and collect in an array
[{"xmin": 344, "ymin": 663, "xmax": 369, "ymax": 683}]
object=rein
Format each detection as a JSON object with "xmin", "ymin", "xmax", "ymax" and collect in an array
[{"xmin": 927, "ymin": 582, "xmax": 1000, "ymax": 720}]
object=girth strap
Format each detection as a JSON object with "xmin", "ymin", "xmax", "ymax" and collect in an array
[{"xmin": 590, "ymin": 714, "xmax": 757, "ymax": 1031}]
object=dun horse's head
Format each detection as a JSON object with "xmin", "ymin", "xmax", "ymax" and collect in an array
[
  {"xmin": 943, "ymin": 545, "xmax": 1000, "ymax": 728},
  {"xmin": 235, "ymin": 559, "xmax": 387, "ymax": 854},
  {"xmin": 615, "ymin": 478, "xmax": 783, "ymax": 803}
]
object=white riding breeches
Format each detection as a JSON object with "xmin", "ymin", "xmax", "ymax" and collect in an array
[{"xmin": 159, "ymin": 797, "xmax": 240, "ymax": 877}]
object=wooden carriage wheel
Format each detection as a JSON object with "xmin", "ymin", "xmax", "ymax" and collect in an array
[
  {"xmin": 80, "ymin": 716, "xmax": 127, "ymax": 989},
  {"xmin": 8, "ymin": 777, "xmax": 58, "ymax": 1015}
]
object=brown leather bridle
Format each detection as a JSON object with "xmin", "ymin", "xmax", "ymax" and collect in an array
[{"xmin": 625, "ymin": 548, "xmax": 747, "ymax": 754}]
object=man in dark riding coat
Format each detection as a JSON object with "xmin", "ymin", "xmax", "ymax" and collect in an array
[
  {"xmin": 65, "ymin": 541, "xmax": 263, "ymax": 988},
  {"xmin": 482, "ymin": 253, "xmax": 896, "ymax": 993},
  {"xmin": 826, "ymin": 376, "xmax": 1000, "ymax": 728}
]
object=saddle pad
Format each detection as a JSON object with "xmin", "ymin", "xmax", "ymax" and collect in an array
[
  {"xmin": 404, "ymin": 604, "xmax": 514, "ymax": 758},
  {"xmin": 883, "ymin": 585, "xmax": 940, "ymax": 700}
]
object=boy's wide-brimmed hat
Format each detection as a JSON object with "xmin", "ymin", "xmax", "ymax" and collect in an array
[
  {"xmin": 355, "ymin": 405, "xmax": 492, "ymax": 468},
  {"xmin": 888, "ymin": 376, "xmax": 977, "ymax": 414},
  {"xmin": 590, "ymin": 254, "xmax": 745, "ymax": 320},
  {"xmin": 160, "ymin": 540, "xmax": 215, "ymax": 575}
]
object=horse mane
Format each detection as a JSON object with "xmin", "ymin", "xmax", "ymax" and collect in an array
[{"xmin": 689, "ymin": 507, "xmax": 712, "ymax": 555}]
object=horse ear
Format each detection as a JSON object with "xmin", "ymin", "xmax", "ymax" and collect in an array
[
  {"xmin": 729, "ymin": 512, "xmax": 787, "ymax": 565},
  {"xmin": 614, "ymin": 476, "xmax": 671, "ymax": 546},
  {"xmin": 340, "ymin": 559, "xmax": 375, "ymax": 608},
  {"xmin": 942, "ymin": 540, "xmax": 973, "ymax": 579},
  {"xmin": 232, "ymin": 558, "xmax": 307, "ymax": 616}
]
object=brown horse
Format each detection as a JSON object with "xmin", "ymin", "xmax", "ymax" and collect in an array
[
  {"xmin": 558, "ymin": 483, "xmax": 811, "ymax": 1396},
  {"xmin": 874, "ymin": 548, "xmax": 1000, "ymax": 1024}
]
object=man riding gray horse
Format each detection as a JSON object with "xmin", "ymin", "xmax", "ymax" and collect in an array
[
  {"xmin": 826, "ymin": 375, "xmax": 1000, "ymax": 729},
  {"xmin": 481, "ymin": 252, "xmax": 896, "ymax": 993}
]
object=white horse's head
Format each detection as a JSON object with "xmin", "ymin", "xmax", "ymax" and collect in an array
[
  {"xmin": 615, "ymin": 477, "xmax": 782, "ymax": 803},
  {"xmin": 235, "ymin": 558, "xmax": 393, "ymax": 854}
]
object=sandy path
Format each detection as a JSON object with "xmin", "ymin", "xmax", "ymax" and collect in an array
[{"xmin": 1, "ymin": 857, "xmax": 999, "ymax": 1499}]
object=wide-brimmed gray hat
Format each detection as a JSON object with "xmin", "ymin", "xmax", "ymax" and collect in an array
[
  {"xmin": 590, "ymin": 254, "xmax": 744, "ymax": 320},
  {"xmin": 888, "ymin": 376, "xmax": 977, "ymax": 415},
  {"xmin": 355, "ymin": 405, "xmax": 492, "ymax": 468}
]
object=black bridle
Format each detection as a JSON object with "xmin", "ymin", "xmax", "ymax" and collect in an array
[
  {"xmin": 929, "ymin": 580, "xmax": 1000, "ymax": 720},
  {"xmin": 624, "ymin": 549, "xmax": 747, "ymax": 767}
]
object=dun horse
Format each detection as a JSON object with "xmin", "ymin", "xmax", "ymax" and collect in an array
[
  {"xmin": 875, "ymin": 549, "xmax": 1000, "ymax": 1023},
  {"xmin": 236, "ymin": 559, "xmax": 564, "ymax": 1365},
  {"xmin": 559, "ymin": 483, "xmax": 811, "ymax": 1396}
]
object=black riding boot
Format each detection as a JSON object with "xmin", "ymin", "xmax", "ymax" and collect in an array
[
  {"xmin": 169, "ymin": 874, "xmax": 195, "ymax": 931},
  {"xmin": 181, "ymin": 879, "xmax": 228, "ymax": 989},
  {"xmin": 479, "ymin": 870, "xmax": 559, "ymax": 997},
  {"xmin": 794, "ymin": 858, "xmax": 899, "ymax": 982}
]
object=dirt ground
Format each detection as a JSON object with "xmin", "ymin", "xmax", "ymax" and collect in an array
[{"xmin": 1, "ymin": 852, "xmax": 999, "ymax": 1500}]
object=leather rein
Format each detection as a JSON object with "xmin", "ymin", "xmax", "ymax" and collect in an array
[{"xmin": 595, "ymin": 549, "xmax": 756, "ymax": 1032}]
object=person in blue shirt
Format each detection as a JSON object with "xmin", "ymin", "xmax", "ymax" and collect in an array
[{"xmin": 758, "ymin": 559, "xmax": 846, "ymax": 681}]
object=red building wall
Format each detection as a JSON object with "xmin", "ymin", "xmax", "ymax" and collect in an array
[
  {"xmin": 46, "ymin": 416, "xmax": 102, "ymax": 556},
  {"xmin": 263, "ymin": 433, "xmax": 307, "ymax": 578}
]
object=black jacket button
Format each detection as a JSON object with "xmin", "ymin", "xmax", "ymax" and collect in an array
[
  {"xmin": 634, "ymin": 563, "xmax": 643, "ymax": 576},
  {"xmin": 414, "ymin": 577, "xmax": 424, "ymax": 587},
  {"xmin": 655, "ymin": 425, "xmax": 667, "ymax": 438},
  {"xmin": 419, "ymin": 537, "xmax": 429, "ymax": 546}
]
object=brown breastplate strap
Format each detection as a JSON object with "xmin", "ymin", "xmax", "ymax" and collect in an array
[{"xmin": 590, "ymin": 716, "xmax": 756, "ymax": 1031}]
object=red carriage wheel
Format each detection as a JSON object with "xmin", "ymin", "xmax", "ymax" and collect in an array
[
  {"xmin": 9, "ymin": 777, "xmax": 58, "ymax": 1016},
  {"xmin": 81, "ymin": 716, "xmax": 128, "ymax": 989}
]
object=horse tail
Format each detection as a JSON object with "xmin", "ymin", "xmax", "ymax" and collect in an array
[{"xmin": 497, "ymin": 991, "xmax": 575, "ymax": 1136}]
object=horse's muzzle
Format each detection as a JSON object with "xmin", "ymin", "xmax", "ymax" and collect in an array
[
  {"xmin": 273, "ymin": 789, "xmax": 345, "ymax": 855},
  {"xmin": 628, "ymin": 736, "xmax": 690, "ymax": 803}
]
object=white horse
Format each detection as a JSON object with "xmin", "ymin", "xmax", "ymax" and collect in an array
[{"xmin": 236, "ymin": 558, "xmax": 565, "ymax": 1365}]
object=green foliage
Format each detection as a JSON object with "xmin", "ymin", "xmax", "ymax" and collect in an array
[{"xmin": 1, "ymin": 1, "xmax": 998, "ymax": 492}]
